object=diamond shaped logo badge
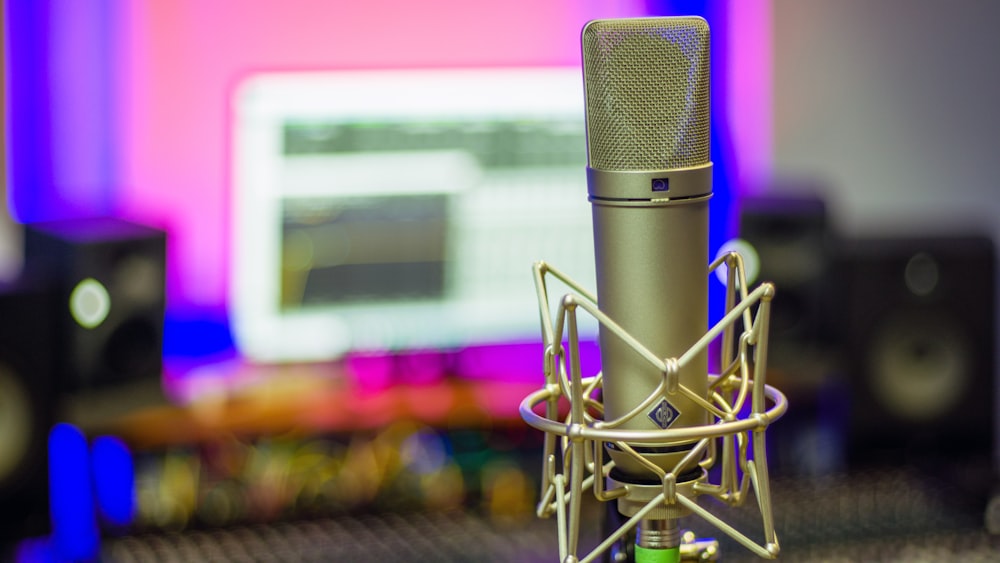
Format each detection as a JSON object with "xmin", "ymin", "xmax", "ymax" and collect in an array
[{"xmin": 648, "ymin": 399, "xmax": 681, "ymax": 430}]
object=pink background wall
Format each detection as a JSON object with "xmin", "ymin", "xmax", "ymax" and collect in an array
[{"xmin": 117, "ymin": 1, "xmax": 648, "ymax": 317}]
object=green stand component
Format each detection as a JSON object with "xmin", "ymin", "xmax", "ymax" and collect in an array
[{"xmin": 634, "ymin": 545, "xmax": 681, "ymax": 563}]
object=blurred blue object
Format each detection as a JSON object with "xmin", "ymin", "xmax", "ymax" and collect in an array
[
  {"xmin": 92, "ymin": 436, "xmax": 135, "ymax": 528},
  {"xmin": 48, "ymin": 424, "xmax": 98, "ymax": 561}
]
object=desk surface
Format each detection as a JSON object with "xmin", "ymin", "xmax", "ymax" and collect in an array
[{"xmin": 67, "ymin": 356, "xmax": 542, "ymax": 449}]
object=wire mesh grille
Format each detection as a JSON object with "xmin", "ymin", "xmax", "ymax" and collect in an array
[{"xmin": 582, "ymin": 17, "xmax": 710, "ymax": 171}]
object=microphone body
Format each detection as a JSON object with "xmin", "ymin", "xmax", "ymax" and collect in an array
[
  {"xmin": 582, "ymin": 17, "xmax": 712, "ymax": 481},
  {"xmin": 591, "ymin": 195, "xmax": 709, "ymax": 478}
]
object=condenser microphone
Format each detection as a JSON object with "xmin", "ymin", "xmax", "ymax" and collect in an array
[
  {"xmin": 520, "ymin": 16, "xmax": 785, "ymax": 561},
  {"xmin": 583, "ymin": 16, "xmax": 712, "ymax": 482}
]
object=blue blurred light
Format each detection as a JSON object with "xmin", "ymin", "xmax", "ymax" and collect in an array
[
  {"xmin": 6, "ymin": 0, "xmax": 118, "ymax": 222},
  {"xmin": 6, "ymin": 0, "xmax": 53, "ymax": 222},
  {"xmin": 15, "ymin": 536, "xmax": 59, "ymax": 563},
  {"xmin": 162, "ymin": 312, "xmax": 235, "ymax": 359},
  {"xmin": 91, "ymin": 436, "xmax": 136, "ymax": 528},
  {"xmin": 48, "ymin": 423, "xmax": 98, "ymax": 561}
]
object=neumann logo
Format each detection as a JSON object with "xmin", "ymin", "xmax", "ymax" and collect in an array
[{"xmin": 648, "ymin": 399, "xmax": 681, "ymax": 430}]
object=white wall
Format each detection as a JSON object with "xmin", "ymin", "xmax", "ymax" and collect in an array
[{"xmin": 772, "ymin": 0, "xmax": 1000, "ymax": 237}]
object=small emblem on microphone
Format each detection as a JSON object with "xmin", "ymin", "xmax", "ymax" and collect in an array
[
  {"xmin": 651, "ymin": 178, "xmax": 670, "ymax": 192},
  {"xmin": 648, "ymin": 399, "xmax": 681, "ymax": 429}
]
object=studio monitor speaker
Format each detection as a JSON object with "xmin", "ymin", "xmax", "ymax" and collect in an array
[
  {"xmin": 738, "ymin": 194, "xmax": 837, "ymax": 376},
  {"xmin": 25, "ymin": 218, "xmax": 166, "ymax": 393},
  {"xmin": 838, "ymin": 235, "xmax": 995, "ymax": 465}
]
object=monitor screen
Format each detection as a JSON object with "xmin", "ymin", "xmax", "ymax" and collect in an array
[{"xmin": 230, "ymin": 68, "xmax": 597, "ymax": 362}]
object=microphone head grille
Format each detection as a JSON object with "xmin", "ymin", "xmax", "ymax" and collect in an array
[{"xmin": 582, "ymin": 17, "xmax": 710, "ymax": 171}]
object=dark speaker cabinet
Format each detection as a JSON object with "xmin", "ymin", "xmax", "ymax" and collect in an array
[
  {"xmin": 738, "ymin": 194, "xmax": 838, "ymax": 375},
  {"xmin": 837, "ymin": 235, "xmax": 995, "ymax": 465},
  {"xmin": 25, "ymin": 218, "xmax": 166, "ymax": 393}
]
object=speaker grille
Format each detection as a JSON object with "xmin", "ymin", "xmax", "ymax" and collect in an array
[{"xmin": 582, "ymin": 17, "xmax": 710, "ymax": 171}]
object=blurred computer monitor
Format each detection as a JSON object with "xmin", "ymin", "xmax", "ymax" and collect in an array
[{"xmin": 230, "ymin": 68, "xmax": 597, "ymax": 362}]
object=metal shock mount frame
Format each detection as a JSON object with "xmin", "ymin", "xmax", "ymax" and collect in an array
[{"xmin": 520, "ymin": 252, "xmax": 788, "ymax": 562}]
